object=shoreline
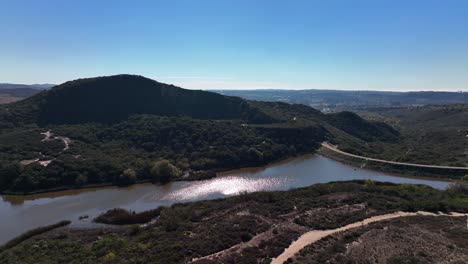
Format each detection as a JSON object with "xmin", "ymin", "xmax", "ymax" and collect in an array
[
  {"xmin": 318, "ymin": 146, "xmax": 464, "ymax": 181},
  {"xmin": 1, "ymin": 150, "xmax": 459, "ymax": 197},
  {"xmin": 0, "ymin": 180, "xmax": 153, "ymax": 196},
  {"xmin": 0, "ymin": 153, "xmax": 314, "ymax": 196}
]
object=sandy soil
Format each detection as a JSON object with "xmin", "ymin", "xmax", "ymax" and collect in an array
[{"xmin": 271, "ymin": 211, "xmax": 468, "ymax": 264}]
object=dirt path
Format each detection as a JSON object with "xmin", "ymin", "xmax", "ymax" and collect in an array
[
  {"xmin": 271, "ymin": 211, "xmax": 468, "ymax": 264},
  {"xmin": 41, "ymin": 130, "xmax": 71, "ymax": 151},
  {"xmin": 190, "ymin": 214, "xmax": 306, "ymax": 263},
  {"xmin": 322, "ymin": 142, "xmax": 468, "ymax": 170}
]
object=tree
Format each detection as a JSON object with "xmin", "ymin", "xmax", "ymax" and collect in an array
[
  {"xmin": 74, "ymin": 174, "xmax": 88, "ymax": 186},
  {"xmin": 247, "ymin": 147, "xmax": 263, "ymax": 163},
  {"xmin": 118, "ymin": 168, "xmax": 137, "ymax": 185},
  {"xmin": 150, "ymin": 160, "xmax": 181, "ymax": 183},
  {"xmin": 0, "ymin": 162, "xmax": 23, "ymax": 189}
]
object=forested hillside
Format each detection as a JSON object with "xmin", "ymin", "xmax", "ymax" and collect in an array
[
  {"xmin": 349, "ymin": 104, "xmax": 468, "ymax": 167},
  {"xmin": 0, "ymin": 75, "xmax": 398, "ymax": 193},
  {"xmin": 1, "ymin": 75, "xmax": 273, "ymax": 126}
]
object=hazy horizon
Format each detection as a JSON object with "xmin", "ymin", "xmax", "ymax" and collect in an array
[
  {"xmin": 1, "ymin": 0, "xmax": 468, "ymax": 92},
  {"xmin": 2, "ymin": 78, "xmax": 468, "ymax": 93}
]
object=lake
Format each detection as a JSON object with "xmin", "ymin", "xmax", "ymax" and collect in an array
[{"xmin": 0, "ymin": 155, "xmax": 453, "ymax": 244}]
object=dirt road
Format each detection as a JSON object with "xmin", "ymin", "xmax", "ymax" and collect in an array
[
  {"xmin": 321, "ymin": 142, "xmax": 468, "ymax": 171},
  {"xmin": 271, "ymin": 211, "xmax": 467, "ymax": 264}
]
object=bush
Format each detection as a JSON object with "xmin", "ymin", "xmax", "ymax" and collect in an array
[
  {"xmin": 94, "ymin": 208, "xmax": 161, "ymax": 225},
  {"xmin": 74, "ymin": 174, "xmax": 88, "ymax": 186},
  {"xmin": 0, "ymin": 162, "xmax": 23, "ymax": 189},
  {"xmin": 118, "ymin": 168, "xmax": 137, "ymax": 185},
  {"xmin": 150, "ymin": 160, "xmax": 181, "ymax": 183},
  {"xmin": 447, "ymin": 182, "xmax": 468, "ymax": 195}
]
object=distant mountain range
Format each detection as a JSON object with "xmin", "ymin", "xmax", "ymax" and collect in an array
[
  {"xmin": 0, "ymin": 83, "xmax": 56, "ymax": 104},
  {"xmin": 0, "ymin": 83, "xmax": 55, "ymax": 90},
  {"xmin": 4, "ymin": 82, "xmax": 467, "ymax": 109},
  {"xmin": 211, "ymin": 89, "xmax": 468, "ymax": 111}
]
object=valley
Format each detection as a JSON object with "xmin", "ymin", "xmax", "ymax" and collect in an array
[
  {"xmin": 3, "ymin": 2, "xmax": 468, "ymax": 263},
  {"xmin": 0, "ymin": 75, "xmax": 467, "ymax": 263}
]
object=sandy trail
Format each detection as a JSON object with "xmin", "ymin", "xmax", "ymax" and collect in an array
[
  {"xmin": 41, "ymin": 130, "xmax": 71, "ymax": 151},
  {"xmin": 271, "ymin": 211, "xmax": 467, "ymax": 264}
]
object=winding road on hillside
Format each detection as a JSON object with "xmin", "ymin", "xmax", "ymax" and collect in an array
[
  {"xmin": 271, "ymin": 211, "xmax": 468, "ymax": 264},
  {"xmin": 321, "ymin": 142, "xmax": 468, "ymax": 171}
]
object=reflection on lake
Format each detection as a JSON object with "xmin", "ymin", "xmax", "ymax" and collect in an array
[{"xmin": 0, "ymin": 155, "xmax": 453, "ymax": 244}]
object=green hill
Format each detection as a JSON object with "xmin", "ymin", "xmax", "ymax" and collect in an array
[
  {"xmin": 3, "ymin": 75, "xmax": 274, "ymax": 126},
  {"xmin": 0, "ymin": 75, "xmax": 398, "ymax": 193},
  {"xmin": 353, "ymin": 104, "xmax": 468, "ymax": 167}
]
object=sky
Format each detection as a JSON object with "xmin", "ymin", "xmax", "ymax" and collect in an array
[{"xmin": 1, "ymin": 0, "xmax": 468, "ymax": 91}]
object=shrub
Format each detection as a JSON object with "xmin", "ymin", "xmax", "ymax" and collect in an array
[
  {"xmin": 118, "ymin": 168, "xmax": 137, "ymax": 185},
  {"xmin": 150, "ymin": 160, "xmax": 181, "ymax": 183},
  {"xmin": 74, "ymin": 174, "xmax": 88, "ymax": 186},
  {"xmin": 94, "ymin": 208, "xmax": 161, "ymax": 225},
  {"xmin": 447, "ymin": 182, "xmax": 468, "ymax": 195}
]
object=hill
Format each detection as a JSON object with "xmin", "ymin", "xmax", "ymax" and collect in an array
[
  {"xmin": 0, "ymin": 89, "xmax": 40, "ymax": 104},
  {"xmin": 0, "ymin": 75, "xmax": 397, "ymax": 193},
  {"xmin": 2, "ymin": 75, "xmax": 273, "ymax": 125},
  {"xmin": 346, "ymin": 104, "xmax": 468, "ymax": 167}
]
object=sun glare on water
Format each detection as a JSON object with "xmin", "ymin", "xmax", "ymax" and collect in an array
[{"xmin": 162, "ymin": 176, "xmax": 289, "ymax": 201}]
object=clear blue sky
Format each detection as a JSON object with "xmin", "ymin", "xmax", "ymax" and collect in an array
[{"xmin": 1, "ymin": 0, "xmax": 468, "ymax": 91}]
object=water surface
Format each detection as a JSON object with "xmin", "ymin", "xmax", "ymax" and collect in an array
[{"xmin": 0, "ymin": 155, "xmax": 452, "ymax": 244}]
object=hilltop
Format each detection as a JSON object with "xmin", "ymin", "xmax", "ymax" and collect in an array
[{"xmin": 1, "ymin": 75, "xmax": 274, "ymax": 126}]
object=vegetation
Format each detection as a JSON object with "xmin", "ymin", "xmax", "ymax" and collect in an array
[
  {"xmin": 326, "ymin": 111, "xmax": 399, "ymax": 142},
  {"xmin": 1, "ymin": 181, "xmax": 468, "ymax": 263},
  {"xmin": 94, "ymin": 208, "xmax": 161, "ymax": 225},
  {"xmin": 0, "ymin": 220, "xmax": 70, "ymax": 253},
  {"xmin": 0, "ymin": 115, "xmax": 327, "ymax": 193},
  {"xmin": 291, "ymin": 215, "xmax": 468, "ymax": 264},
  {"xmin": 0, "ymin": 75, "xmax": 400, "ymax": 193},
  {"xmin": 118, "ymin": 169, "xmax": 137, "ymax": 186},
  {"xmin": 150, "ymin": 160, "xmax": 181, "ymax": 183},
  {"xmin": 0, "ymin": 74, "xmax": 273, "ymax": 126},
  {"xmin": 319, "ymin": 146, "xmax": 467, "ymax": 178},
  {"xmin": 350, "ymin": 104, "xmax": 468, "ymax": 167}
]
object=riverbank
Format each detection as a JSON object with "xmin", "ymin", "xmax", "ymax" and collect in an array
[
  {"xmin": 319, "ymin": 144, "xmax": 466, "ymax": 180},
  {"xmin": 2, "ymin": 181, "xmax": 468, "ymax": 263},
  {"xmin": 0, "ymin": 220, "xmax": 71, "ymax": 253},
  {"xmin": 1, "ymin": 152, "xmax": 313, "ymax": 196},
  {"xmin": 0, "ymin": 180, "xmax": 153, "ymax": 195},
  {"xmin": 0, "ymin": 155, "xmax": 454, "ymax": 245},
  {"xmin": 4, "ymin": 142, "xmax": 461, "ymax": 197}
]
